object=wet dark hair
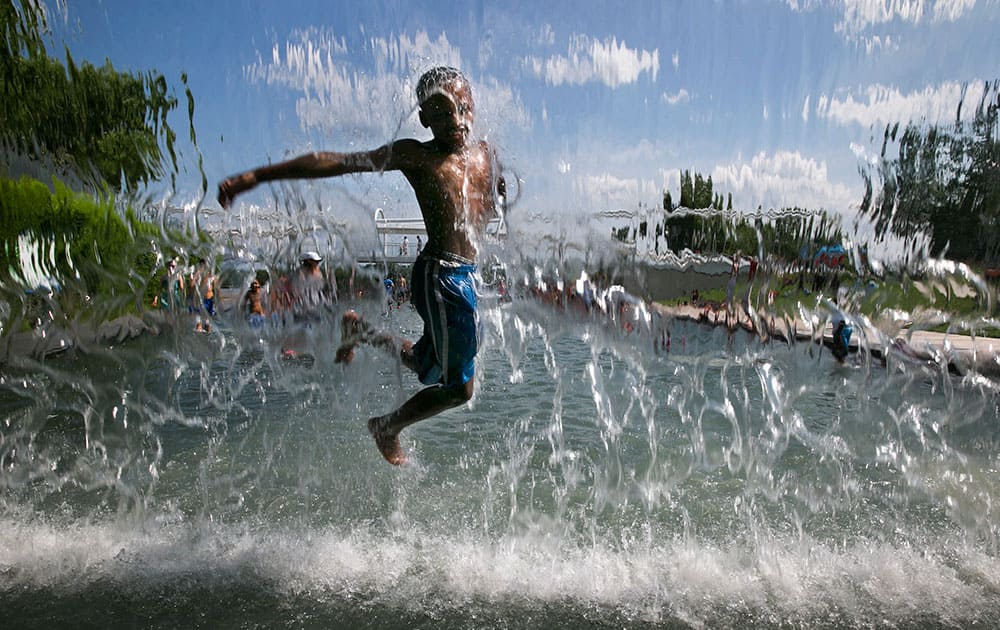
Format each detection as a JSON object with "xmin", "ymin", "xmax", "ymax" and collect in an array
[{"xmin": 416, "ymin": 67, "xmax": 469, "ymax": 105}]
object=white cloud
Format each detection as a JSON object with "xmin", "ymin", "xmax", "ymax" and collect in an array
[
  {"xmin": 802, "ymin": 95, "xmax": 810, "ymax": 122},
  {"xmin": 672, "ymin": 50, "xmax": 679, "ymax": 70},
  {"xmin": 863, "ymin": 33, "xmax": 898, "ymax": 53},
  {"xmin": 849, "ymin": 141, "xmax": 879, "ymax": 166},
  {"xmin": 788, "ymin": 0, "xmax": 978, "ymax": 32},
  {"xmin": 527, "ymin": 35, "xmax": 659, "ymax": 88},
  {"xmin": 837, "ymin": 0, "xmax": 927, "ymax": 34},
  {"xmin": 475, "ymin": 75, "xmax": 534, "ymax": 133},
  {"xmin": 573, "ymin": 172, "xmax": 661, "ymax": 207},
  {"xmin": 536, "ymin": 24, "xmax": 556, "ymax": 46},
  {"xmin": 246, "ymin": 28, "xmax": 448, "ymax": 137},
  {"xmin": 661, "ymin": 168, "xmax": 681, "ymax": 195},
  {"xmin": 816, "ymin": 80, "xmax": 988, "ymax": 128},
  {"xmin": 551, "ymin": 140, "xmax": 666, "ymax": 209},
  {"xmin": 835, "ymin": 0, "xmax": 978, "ymax": 35},
  {"xmin": 933, "ymin": 0, "xmax": 978, "ymax": 21},
  {"xmin": 662, "ymin": 89, "xmax": 690, "ymax": 105},
  {"xmin": 245, "ymin": 28, "xmax": 528, "ymax": 140},
  {"xmin": 787, "ymin": 0, "xmax": 977, "ymax": 50},
  {"xmin": 711, "ymin": 150, "xmax": 860, "ymax": 213}
]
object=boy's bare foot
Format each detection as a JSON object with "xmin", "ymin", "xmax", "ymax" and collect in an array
[
  {"xmin": 340, "ymin": 310, "xmax": 372, "ymax": 336},
  {"xmin": 368, "ymin": 416, "xmax": 406, "ymax": 465},
  {"xmin": 336, "ymin": 310, "xmax": 374, "ymax": 364},
  {"xmin": 334, "ymin": 344, "xmax": 355, "ymax": 363}
]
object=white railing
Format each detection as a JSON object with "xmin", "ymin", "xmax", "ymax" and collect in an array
[{"xmin": 368, "ymin": 207, "xmax": 506, "ymax": 263}]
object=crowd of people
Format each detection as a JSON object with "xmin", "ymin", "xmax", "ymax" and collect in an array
[
  {"xmin": 153, "ymin": 257, "xmax": 218, "ymax": 333},
  {"xmin": 239, "ymin": 251, "xmax": 339, "ymax": 333},
  {"xmin": 154, "ymin": 249, "xmax": 345, "ymax": 338},
  {"xmin": 383, "ymin": 275, "xmax": 412, "ymax": 313}
]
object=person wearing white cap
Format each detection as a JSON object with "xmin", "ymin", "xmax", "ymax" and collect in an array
[
  {"xmin": 218, "ymin": 66, "xmax": 507, "ymax": 466},
  {"xmin": 290, "ymin": 250, "xmax": 334, "ymax": 322}
]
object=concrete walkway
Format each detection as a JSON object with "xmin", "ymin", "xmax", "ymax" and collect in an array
[
  {"xmin": 0, "ymin": 312, "xmax": 165, "ymax": 366},
  {"xmin": 655, "ymin": 302, "xmax": 1000, "ymax": 378}
]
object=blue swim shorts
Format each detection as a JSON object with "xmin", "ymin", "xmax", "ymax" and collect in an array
[{"xmin": 410, "ymin": 252, "xmax": 478, "ymax": 388}]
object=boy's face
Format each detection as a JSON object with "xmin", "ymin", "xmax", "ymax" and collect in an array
[{"xmin": 419, "ymin": 80, "xmax": 474, "ymax": 150}]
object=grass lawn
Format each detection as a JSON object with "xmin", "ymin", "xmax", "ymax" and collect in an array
[{"xmin": 661, "ymin": 271, "xmax": 1000, "ymax": 338}]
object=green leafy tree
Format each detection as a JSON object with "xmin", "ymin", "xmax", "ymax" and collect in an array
[
  {"xmin": 861, "ymin": 80, "xmax": 1000, "ymax": 262},
  {"xmin": 1, "ymin": 0, "xmax": 179, "ymax": 191},
  {"xmin": 660, "ymin": 167, "xmax": 844, "ymax": 260},
  {"xmin": 0, "ymin": 1, "xmax": 194, "ymax": 323},
  {"xmin": 1, "ymin": 0, "xmax": 46, "ymax": 58},
  {"xmin": 0, "ymin": 176, "xmax": 163, "ymax": 320}
]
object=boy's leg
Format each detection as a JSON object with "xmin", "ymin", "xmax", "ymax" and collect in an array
[
  {"xmin": 336, "ymin": 310, "xmax": 412, "ymax": 364},
  {"xmin": 368, "ymin": 380, "xmax": 474, "ymax": 465},
  {"xmin": 336, "ymin": 310, "xmax": 423, "ymax": 377},
  {"xmin": 336, "ymin": 312, "xmax": 360, "ymax": 362}
]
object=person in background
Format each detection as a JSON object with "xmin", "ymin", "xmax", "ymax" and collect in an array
[
  {"xmin": 725, "ymin": 254, "xmax": 739, "ymax": 328},
  {"xmin": 153, "ymin": 257, "xmax": 183, "ymax": 311},
  {"xmin": 242, "ymin": 278, "xmax": 267, "ymax": 328},
  {"xmin": 832, "ymin": 314, "xmax": 853, "ymax": 363},
  {"xmin": 291, "ymin": 251, "xmax": 335, "ymax": 321},
  {"xmin": 190, "ymin": 258, "xmax": 217, "ymax": 332},
  {"xmin": 383, "ymin": 276, "xmax": 395, "ymax": 314}
]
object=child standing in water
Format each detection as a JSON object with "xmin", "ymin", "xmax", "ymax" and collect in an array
[{"xmin": 218, "ymin": 67, "xmax": 506, "ymax": 466}]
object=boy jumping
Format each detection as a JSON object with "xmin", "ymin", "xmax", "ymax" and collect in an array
[{"xmin": 218, "ymin": 67, "xmax": 506, "ymax": 465}]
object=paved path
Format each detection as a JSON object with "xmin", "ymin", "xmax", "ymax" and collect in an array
[{"xmin": 655, "ymin": 302, "xmax": 1000, "ymax": 378}]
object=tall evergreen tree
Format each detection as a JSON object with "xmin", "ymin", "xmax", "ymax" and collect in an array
[{"xmin": 680, "ymin": 170, "xmax": 693, "ymax": 209}]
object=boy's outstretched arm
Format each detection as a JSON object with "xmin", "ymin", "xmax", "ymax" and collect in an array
[{"xmin": 218, "ymin": 147, "xmax": 396, "ymax": 208}]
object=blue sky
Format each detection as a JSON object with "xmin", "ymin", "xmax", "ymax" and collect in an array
[{"xmin": 47, "ymin": 0, "xmax": 1000, "ymax": 240}]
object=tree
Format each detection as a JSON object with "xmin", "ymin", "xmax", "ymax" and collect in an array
[
  {"xmin": 679, "ymin": 170, "xmax": 693, "ymax": 209},
  {"xmin": 860, "ymin": 80, "xmax": 1000, "ymax": 262},
  {"xmin": 693, "ymin": 173, "xmax": 713, "ymax": 209},
  {"xmin": 1, "ymin": 0, "xmax": 179, "ymax": 191},
  {"xmin": 0, "ymin": 1, "xmax": 192, "ymax": 321}
]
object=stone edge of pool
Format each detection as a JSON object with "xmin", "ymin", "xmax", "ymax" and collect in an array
[
  {"xmin": 656, "ymin": 302, "xmax": 1000, "ymax": 379},
  {"xmin": 2, "ymin": 302, "xmax": 998, "ymax": 380}
]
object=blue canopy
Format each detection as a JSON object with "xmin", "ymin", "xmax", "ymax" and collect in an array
[{"xmin": 814, "ymin": 244, "xmax": 845, "ymax": 267}]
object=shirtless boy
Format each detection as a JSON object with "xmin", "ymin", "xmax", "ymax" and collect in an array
[
  {"xmin": 242, "ymin": 278, "xmax": 266, "ymax": 328},
  {"xmin": 218, "ymin": 67, "xmax": 505, "ymax": 466}
]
